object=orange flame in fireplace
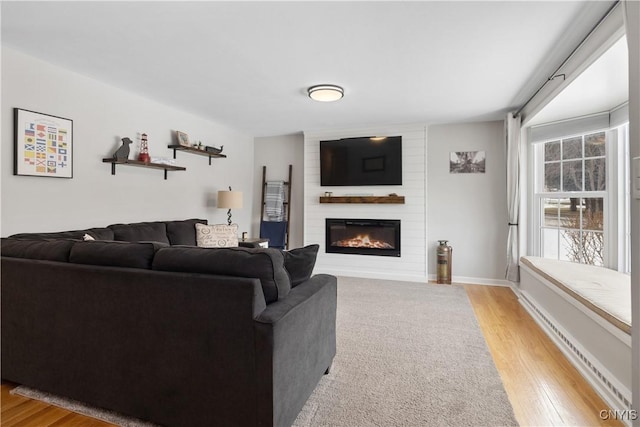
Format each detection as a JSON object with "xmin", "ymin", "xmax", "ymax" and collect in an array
[{"xmin": 333, "ymin": 234, "xmax": 394, "ymax": 249}]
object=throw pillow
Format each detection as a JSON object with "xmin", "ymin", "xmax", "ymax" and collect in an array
[
  {"xmin": 195, "ymin": 223, "xmax": 239, "ymax": 248},
  {"xmin": 282, "ymin": 244, "xmax": 319, "ymax": 287}
]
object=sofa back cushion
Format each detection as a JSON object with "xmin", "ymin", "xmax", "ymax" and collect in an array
[
  {"xmin": 69, "ymin": 241, "xmax": 166, "ymax": 269},
  {"xmin": 1, "ymin": 238, "xmax": 75, "ymax": 262},
  {"xmin": 152, "ymin": 246, "xmax": 291, "ymax": 303},
  {"xmin": 9, "ymin": 227, "xmax": 114, "ymax": 241},
  {"xmin": 165, "ymin": 219, "xmax": 207, "ymax": 246},
  {"xmin": 108, "ymin": 222, "xmax": 170, "ymax": 244}
]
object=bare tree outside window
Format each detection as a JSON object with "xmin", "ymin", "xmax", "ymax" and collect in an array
[
  {"xmin": 563, "ymin": 160, "xmax": 582, "ymax": 191},
  {"xmin": 541, "ymin": 132, "xmax": 606, "ymax": 266},
  {"xmin": 561, "ymin": 198, "xmax": 604, "ymax": 266},
  {"xmin": 545, "ymin": 140, "xmax": 561, "ymax": 161}
]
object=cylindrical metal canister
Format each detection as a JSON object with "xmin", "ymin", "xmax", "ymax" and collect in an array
[{"xmin": 436, "ymin": 240, "xmax": 452, "ymax": 284}]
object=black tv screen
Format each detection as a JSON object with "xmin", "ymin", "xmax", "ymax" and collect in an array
[{"xmin": 320, "ymin": 136, "xmax": 402, "ymax": 186}]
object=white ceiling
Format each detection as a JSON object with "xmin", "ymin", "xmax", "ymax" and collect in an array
[
  {"xmin": 1, "ymin": 1, "xmax": 622, "ymax": 137},
  {"xmin": 527, "ymin": 35, "xmax": 629, "ymax": 126}
]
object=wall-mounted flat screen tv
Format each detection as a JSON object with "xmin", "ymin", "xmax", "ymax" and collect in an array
[{"xmin": 320, "ymin": 136, "xmax": 402, "ymax": 186}]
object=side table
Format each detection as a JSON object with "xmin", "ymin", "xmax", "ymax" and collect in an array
[{"xmin": 239, "ymin": 237, "xmax": 269, "ymax": 248}]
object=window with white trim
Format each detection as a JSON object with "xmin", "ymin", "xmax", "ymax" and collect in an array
[{"xmin": 532, "ymin": 124, "xmax": 629, "ymax": 271}]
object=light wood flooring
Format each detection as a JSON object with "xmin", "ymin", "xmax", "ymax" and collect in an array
[
  {"xmin": 1, "ymin": 382, "xmax": 114, "ymax": 427},
  {"xmin": 465, "ymin": 284, "xmax": 622, "ymax": 427},
  {"xmin": 1, "ymin": 285, "xmax": 623, "ymax": 426}
]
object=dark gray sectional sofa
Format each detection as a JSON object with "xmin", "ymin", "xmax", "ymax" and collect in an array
[{"xmin": 1, "ymin": 219, "xmax": 337, "ymax": 427}]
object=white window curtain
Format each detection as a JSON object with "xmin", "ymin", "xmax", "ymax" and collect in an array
[{"xmin": 505, "ymin": 112, "xmax": 521, "ymax": 282}]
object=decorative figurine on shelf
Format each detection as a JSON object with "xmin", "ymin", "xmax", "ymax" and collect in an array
[
  {"xmin": 205, "ymin": 145, "xmax": 224, "ymax": 154},
  {"xmin": 138, "ymin": 133, "xmax": 150, "ymax": 163},
  {"xmin": 113, "ymin": 137, "xmax": 133, "ymax": 161}
]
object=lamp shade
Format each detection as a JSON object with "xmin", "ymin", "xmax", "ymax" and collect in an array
[{"xmin": 217, "ymin": 190, "xmax": 243, "ymax": 209}]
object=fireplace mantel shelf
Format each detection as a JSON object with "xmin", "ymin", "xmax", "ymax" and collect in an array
[{"xmin": 319, "ymin": 196, "xmax": 405, "ymax": 204}]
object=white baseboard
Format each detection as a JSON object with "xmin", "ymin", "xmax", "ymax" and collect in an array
[
  {"xmin": 315, "ymin": 269, "xmax": 513, "ymax": 287},
  {"xmin": 315, "ymin": 268, "xmax": 429, "ymax": 283},
  {"xmin": 427, "ymin": 274, "xmax": 512, "ymax": 287}
]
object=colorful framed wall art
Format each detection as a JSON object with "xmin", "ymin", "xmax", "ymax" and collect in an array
[{"xmin": 14, "ymin": 108, "xmax": 73, "ymax": 178}]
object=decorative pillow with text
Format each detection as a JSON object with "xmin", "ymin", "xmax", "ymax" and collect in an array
[{"xmin": 195, "ymin": 223, "xmax": 239, "ymax": 248}]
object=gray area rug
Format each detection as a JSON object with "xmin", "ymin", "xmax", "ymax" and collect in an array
[
  {"xmin": 292, "ymin": 277, "xmax": 518, "ymax": 427},
  {"xmin": 11, "ymin": 277, "xmax": 518, "ymax": 427}
]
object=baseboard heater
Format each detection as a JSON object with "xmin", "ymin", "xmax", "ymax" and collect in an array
[{"xmin": 519, "ymin": 292, "xmax": 631, "ymax": 413}]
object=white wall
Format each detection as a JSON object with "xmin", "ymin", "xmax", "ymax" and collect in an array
[
  {"xmin": 253, "ymin": 133, "xmax": 304, "ymax": 248},
  {"xmin": 427, "ymin": 121, "xmax": 509, "ymax": 285},
  {"xmin": 625, "ymin": 0, "xmax": 640, "ymax": 422},
  {"xmin": 304, "ymin": 124, "xmax": 428, "ymax": 282},
  {"xmin": 1, "ymin": 48, "xmax": 254, "ymax": 236}
]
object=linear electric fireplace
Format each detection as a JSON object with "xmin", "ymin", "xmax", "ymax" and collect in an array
[{"xmin": 325, "ymin": 218, "xmax": 400, "ymax": 257}]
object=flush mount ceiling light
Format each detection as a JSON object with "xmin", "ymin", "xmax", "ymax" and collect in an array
[{"xmin": 308, "ymin": 84, "xmax": 344, "ymax": 102}]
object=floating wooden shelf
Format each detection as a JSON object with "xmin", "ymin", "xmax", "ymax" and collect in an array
[
  {"xmin": 168, "ymin": 144, "xmax": 226, "ymax": 165},
  {"xmin": 102, "ymin": 158, "xmax": 186, "ymax": 180},
  {"xmin": 319, "ymin": 196, "xmax": 405, "ymax": 204}
]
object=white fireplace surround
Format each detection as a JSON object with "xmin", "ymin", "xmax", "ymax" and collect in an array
[{"xmin": 304, "ymin": 125, "xmax": 428, "ymax": 282}]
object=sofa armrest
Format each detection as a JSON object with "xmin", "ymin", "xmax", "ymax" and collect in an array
[
  {"xmin": 255, "ymin": 274, "xmax": 336, "ymax": 324},
  {"xmin": 254, "ymin": 274, "xmax": 337, "ymax": 427}
]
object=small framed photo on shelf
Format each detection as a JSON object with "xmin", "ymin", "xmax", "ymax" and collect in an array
[
  {"xmin": 176, "ymin": 130, "xmax": 190, "ymax": 147},
  {"xmin": 14, "ymin": 108, "xmax": 73, "ymax": 178}
]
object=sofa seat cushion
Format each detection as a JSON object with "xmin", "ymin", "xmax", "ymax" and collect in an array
[
  {"xmin": 152, "ymin": 246, "xmax": 291, "ymax": 303},
  {"xmin": 283, "ymin": 244, "xmax": 319, "ymax": 287},
  {"xmin": 9, "ymin": 227, "xmax": 114, "ymax": 241},
  {"xmin": 69, "ymin": 240, "xmax": 167, "ymax": 269},
  {"xmin": 1, "ymin": 238, "xmax": 75, "ymax": 262},
  {"xmin": 165, "ymin": 219, "xmax": 207, "ymax": 246},
  {"xmin": 108, "ymin": 221, "xmax": 170, "ymax": 244}
]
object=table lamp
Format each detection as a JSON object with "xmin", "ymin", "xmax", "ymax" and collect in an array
[{"xmin": 217, "ymin": 186, "xmax": 243, "ymax": 225}]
